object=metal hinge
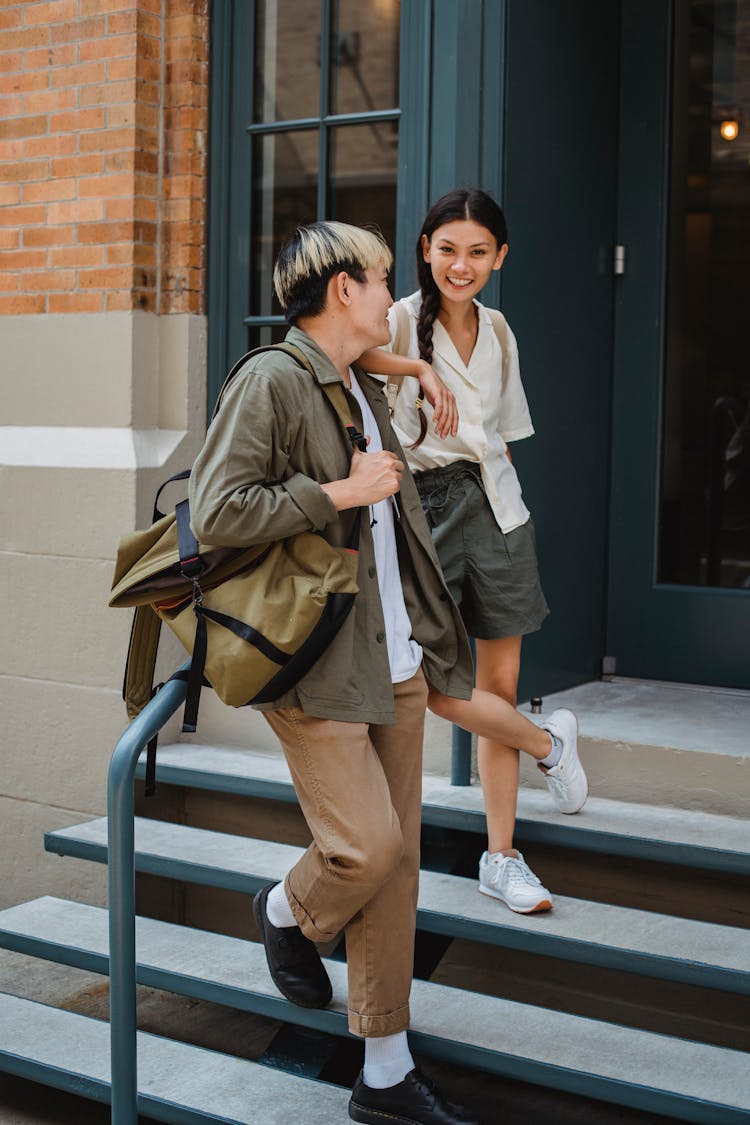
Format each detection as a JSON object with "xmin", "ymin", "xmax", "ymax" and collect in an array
[{"xmin": 613, "ymin": 245, "xmax": 626, "ymax": 276}]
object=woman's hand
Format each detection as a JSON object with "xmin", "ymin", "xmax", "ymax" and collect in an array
[{"xmin": 417, "ymin": 362, "xmax": 459, "ymax": 438}]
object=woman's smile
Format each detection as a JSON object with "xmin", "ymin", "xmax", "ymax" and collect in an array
[{"xmin": 422, "ymin": 218, "xmax": 507, "ymax": 305}]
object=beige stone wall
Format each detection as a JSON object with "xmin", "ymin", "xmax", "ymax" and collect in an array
[
  {"xmin": 0, "ymin": 0, "xmax": 209, "ymax": 908},
  {"xmin": 0, "ymin": 309, "xmax": 206, "ymax": 908}
]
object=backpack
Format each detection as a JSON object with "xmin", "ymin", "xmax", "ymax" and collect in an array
[{"xmin": 109, "ymin": 342, "xmax": 366, "ymax": 755}]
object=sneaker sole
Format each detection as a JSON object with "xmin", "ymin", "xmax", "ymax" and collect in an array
[
  {"xmin": 478, "ymin": 883, "xmax": 553, "ymax": 914},
  {"xmin": 252, "ymin": 886, "xmax": 333, "ymax": 1009}
]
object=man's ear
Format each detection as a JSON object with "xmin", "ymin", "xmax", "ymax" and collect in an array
[{"xmin": 333, "ymin": 271, "xmax": 351, "ymax": 306}]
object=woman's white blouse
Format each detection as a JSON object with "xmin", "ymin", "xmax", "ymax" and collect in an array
[{"xmin": 382, "ymin": 291, "xmax": 534, "ymax": 534}]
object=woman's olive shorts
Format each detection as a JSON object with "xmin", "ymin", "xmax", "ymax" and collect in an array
[{"xmin": 414, "ymin": 460, "xmax": 549, "ymax": 640}]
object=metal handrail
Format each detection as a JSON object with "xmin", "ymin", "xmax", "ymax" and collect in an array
[{"xmin": 107, "ymin": 663, "xmax": 190, "ymax": 1125}]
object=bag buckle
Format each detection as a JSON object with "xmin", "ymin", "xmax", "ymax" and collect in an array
[
  {"xmin": 345, "ymin": 424, "xmax": 367, "ymax": 453},
  {"xmin": 180, "ymin": 553, "xmax": 205, "ymax": 580}
]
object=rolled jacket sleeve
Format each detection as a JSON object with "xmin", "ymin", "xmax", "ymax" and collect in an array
[{"xmin": 189, "ymin": 361, "xmax": 338, "ymax": 548}]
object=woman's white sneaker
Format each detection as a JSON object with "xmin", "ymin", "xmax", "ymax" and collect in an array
[
  {"xmin": 478, "ymin": 851, "xmax": 552, "ymax": 914},
  {"xmin": 539, "ymin": 707, "xmax": 588, "ymax": 813}
]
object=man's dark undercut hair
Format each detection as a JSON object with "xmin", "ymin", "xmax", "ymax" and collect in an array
[{"xmin": 273, "ymin": 220, "xmax": 392, "ymax": 325}]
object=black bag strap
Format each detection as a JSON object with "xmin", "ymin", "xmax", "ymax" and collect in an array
[{"xmin": 152, "ymin": 469, "xmax": 191, "ymax": 522}]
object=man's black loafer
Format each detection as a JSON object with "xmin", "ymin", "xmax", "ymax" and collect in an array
[
  {"xmin": 253, "ymin": 882, "xmax": 332, "ymax": 1009},
  {"xmin": 349, "ymin": 1068, "xmax": 482, "ymax": 1124}
]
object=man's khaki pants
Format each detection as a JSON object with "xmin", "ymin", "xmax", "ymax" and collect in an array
[{"xmin": 263, "ymin": 667, "xmax": 428, "ymax": 1037}]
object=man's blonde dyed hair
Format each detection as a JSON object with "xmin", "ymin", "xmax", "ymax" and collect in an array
[{"xmin": 273, "ymin": 221, "xmax": 393, "ymax": 319}]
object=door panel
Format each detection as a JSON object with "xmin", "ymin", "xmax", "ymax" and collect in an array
[
  {"xmin": 502, "ymin": 0, "xmax": 620, "ymax": 699},
  {"xmin": 607, "ymin": 0, "xmax": 750, "ymax": 687}
]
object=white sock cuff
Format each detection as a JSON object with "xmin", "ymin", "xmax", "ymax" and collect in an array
[
  {"xmin": 363, "ymin": 1031, "xmax": 414, "ymax": 1089},
  {"xmin": 265, "ymin": 881, "xmax": 297, "ymax": 929}
]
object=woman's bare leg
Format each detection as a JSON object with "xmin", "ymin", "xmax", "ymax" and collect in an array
[
  {"xmin": 428, "ymin": 678, "xmax": 550, "ymax": 761},
  {"xmin": 473, "ymin": 637, "xmax": 523, "ymax": 854}
]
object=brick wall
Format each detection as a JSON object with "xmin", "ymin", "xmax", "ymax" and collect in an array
[{"xmin": 0, "ymin": 0, "xmax": 208, "ymax": 317}]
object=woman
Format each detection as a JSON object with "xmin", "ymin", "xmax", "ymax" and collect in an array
[{"xmin": 360, "ymin": 189, "xmax": 588, "ymax": 913}]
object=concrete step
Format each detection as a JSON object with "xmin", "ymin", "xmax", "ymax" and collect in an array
[
  {"xmin": 0, "ymin": 991, "xmax": 350, "ymax": 1124},
  {"xmin": 516, "ymin": 679, "xmax": 750, "ymax": 818},
  {"xmin": 0, "ymin": 899, "xmax": 748, "ymax": 1124},
  {"xmin": 43, "ymin": 820, "xmax": 750, "ymax": 993},
  {"xmin": 135, "ymin": 743, "xmax": 750, "ymax": 874},
  {"xmin": 192, "ymin": 677, "xmax": 750, "ymax": 814}
]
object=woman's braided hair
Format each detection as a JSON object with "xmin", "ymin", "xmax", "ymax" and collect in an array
[{"xmin": 411, "ymin": 188, "xmax": 508, "ymax": 448}]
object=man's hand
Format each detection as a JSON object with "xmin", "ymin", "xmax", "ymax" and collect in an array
[
  {"xmin": 417, "ymin": 362, "xmax": 459, "ymax": 439},
  {"xmin": 322, "ymin": 447, "xmax": 404, "ymax": 511}
]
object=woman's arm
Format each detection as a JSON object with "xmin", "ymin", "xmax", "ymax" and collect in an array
[
  {"xmin": 358, "ymin": 347, "xmax": 458, "ymax": 438},
  {"xmin": 358, "ymin": 346, "xmax": 425, "ymax": 381}
]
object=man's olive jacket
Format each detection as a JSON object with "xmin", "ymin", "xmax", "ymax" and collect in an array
[{"xmin": 188, "ymin": 326, "xmax": 474, "ymax": 724}]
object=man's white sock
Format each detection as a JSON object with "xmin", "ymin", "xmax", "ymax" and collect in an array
[
  {"xmin": 363, "ymin": 1031, "xmax": 414, "ymax": 1089},
  {"xmin": 265, "ymin": 882, "xmax": 297, "ymax": 929}
]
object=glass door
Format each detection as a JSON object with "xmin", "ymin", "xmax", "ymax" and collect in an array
[
  {"xmin": 661, "ymin": 0, "xmax": 750, "ymax": 593},
  {"xmin": 607, "ymin": 0, "xmax": 750, "ymax": 687}
]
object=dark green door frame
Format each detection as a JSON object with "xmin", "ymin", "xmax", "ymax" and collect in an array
[
  {"xmin": 502, "ymin": 0, "xmax": 621, "ymax": 700},
  {"xmin": 206, "ymin": 0, "xmax": 253, "ymax": 409}
]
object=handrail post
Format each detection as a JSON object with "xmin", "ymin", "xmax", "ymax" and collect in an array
[
  {"xmin": 107, "ymin": 667, "xmax": 189, "ymax": 1125},
  {"xmin": 450, "ymin": 637, "xmax": 475, "ymax": 786},
  {"xmin": 450, "ymin": 724, "xmax": 472, "ymax": 786}
]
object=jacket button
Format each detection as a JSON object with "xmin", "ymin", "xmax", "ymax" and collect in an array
[
  {"xmin": 376, "ymin": 631, "xmax": 385, "ymax": 643},
  {"xmin": 439, "ymin": 592, "xmax": 449, "ymax": 601},
  {"xmin": 368, "ymin": 566, "xmax": 376, "ymax": 578}
]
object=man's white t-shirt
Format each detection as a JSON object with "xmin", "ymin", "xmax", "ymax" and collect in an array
[{"xmin": 348, "ymin": 370, "xmax": 423, "ymax": 684}]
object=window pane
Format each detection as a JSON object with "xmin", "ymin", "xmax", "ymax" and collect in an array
[
  {"xmin": 330, "ymin": 0, "xmax": 400, "ymax": 115},
  {"xmin": 249, "ymin": 323, "xmax": 289, "ymax": 349},
  {"xmin": 250, "ymin": 131, "xmax": 318, "ymax": 318},
  {"xmin": 328, "ymin": 122, "xmax": 398, "ymax": 267},
  {"xmin": 254, "ymin": 0, "xmax": 321, "ymax": 123},
  {"xmin": 659, "ymin": 0, "xmax": 750, "ymax": 589}
]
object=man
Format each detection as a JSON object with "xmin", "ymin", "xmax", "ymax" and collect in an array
[{"xmin": 189, "ymin": 221, "xmax": 481, "ymax": 1124}]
